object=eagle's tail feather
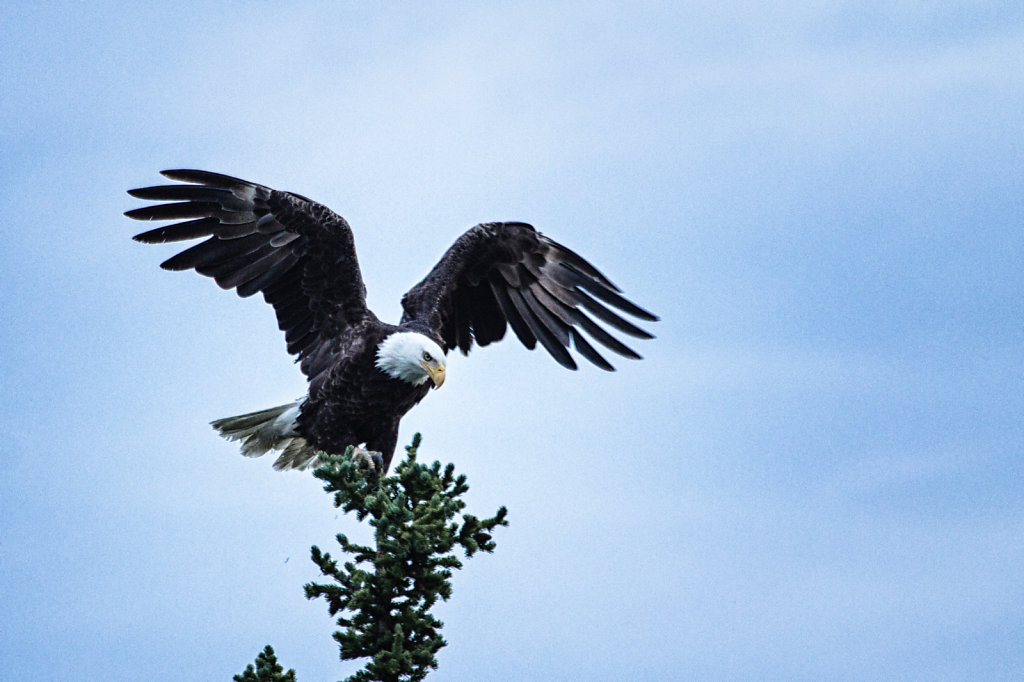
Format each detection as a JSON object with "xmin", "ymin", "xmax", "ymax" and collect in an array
[{"xmin": 210, "ymin": 401, "xmax": 320, "ymax": 470}]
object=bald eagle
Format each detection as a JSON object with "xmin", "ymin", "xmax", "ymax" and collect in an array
[{"xmin": 128, "ymin": 170, "xmax": 657, "ymax": 473}]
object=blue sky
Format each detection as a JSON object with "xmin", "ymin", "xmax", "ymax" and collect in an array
[{"xmin": 2, "ymin": 2, "xmax": 1022, "ymax": 680}]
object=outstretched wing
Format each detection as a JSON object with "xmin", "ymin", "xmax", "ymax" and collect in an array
[
  {"xmin": 400, "ymin": 221, "xmax": 658, "ymax": 371},
  {"xmin": 127, "ymin": 169, "xmax": 369, "ymax": 378}
]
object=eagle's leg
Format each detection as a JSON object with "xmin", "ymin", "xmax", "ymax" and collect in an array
[{"xmin": 351, "ymin": 446, "xmax": 385, "ymax": 475}]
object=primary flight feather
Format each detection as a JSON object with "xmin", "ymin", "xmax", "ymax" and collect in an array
[{"xmin": 128, "ymin": 169, "xmax": 658, "ymax": 473}]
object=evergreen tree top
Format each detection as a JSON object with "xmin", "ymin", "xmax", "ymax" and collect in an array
[
  {"xmin": 307, "ymin": 435, "xmax": 508, "ymax": 681},
  {"xmin": 234, "ymin": 645, "xmax": 296, "ymax": 682},
  {"xmin": 236, "ymin": 435, "xmax": 507, "ymax": 682}
]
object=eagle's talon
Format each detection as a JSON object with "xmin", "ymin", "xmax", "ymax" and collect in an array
[{"xmin": 352, "ymin": 446, "xmax": 385, "ymax": 476}]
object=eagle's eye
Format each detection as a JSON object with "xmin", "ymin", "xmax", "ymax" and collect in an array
[{"xmin": 422, "ymin": 351, "xmax": 433, "ymax": 363}]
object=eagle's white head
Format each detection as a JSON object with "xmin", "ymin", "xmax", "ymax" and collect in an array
[{"xmin": 375, "ymin": 331, "xmax": 447, "ymax": 388}]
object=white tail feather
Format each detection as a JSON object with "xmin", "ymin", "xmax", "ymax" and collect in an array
[{"xmin": 210, "ymin": 401, "xmax": 320, "ymax": 470}]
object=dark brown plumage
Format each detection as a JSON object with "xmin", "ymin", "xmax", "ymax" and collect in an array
[{"xmin": 128, "ymin": 169, "xmax": 657, "ymax": 472}]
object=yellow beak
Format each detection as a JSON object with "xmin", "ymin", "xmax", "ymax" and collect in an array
[{"xmin": 421, "ymin": 362, "xmax": 446, "ymax": 388}]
